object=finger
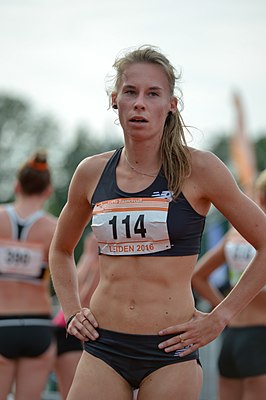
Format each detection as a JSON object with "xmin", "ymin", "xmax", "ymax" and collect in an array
[
  {"xmin": 81, "ymin": 321, "xmax": 99, "ymax": 340},
  {"xmin": 73, "ymin": 309, "xmax": 98, "ymax": 331},
  {"xmin": 80, "ymin": 318, "xmax": 99, "ymax": 340},
  {"xmin": 179, "ymin": 334, "xmax": 185, "ymax": 344},
  {"xmin": 160, "ymin": 337, "xmax": 194, "ymax": 352},
  {"xmin": 68, "ymin": 311, "xmax": 99, "ymax": 341},
  {"xmin": 159, "ymin": 331, "xmax": 199, "ymax": 350},
  {"xmin": 69, "ymin": 322, "xmax": 98, "ymax": 341},
  {"xmin": 158, "ymin": 332, "xmax": 187, "ymax": 349},
  {"xmin": 164, "ymin": 342, "xmax": 194, "ymax": 354},
  {"xmin": 75, "ymin": 317, "xmax": 99, "ymax": 340},
  {"xmin": 158, "ymin": 322, "xmax": 188, "ymax": 336},
  {"xmin": 161, "ymin": 339, "xmax": 199, "ymax": 357},
  {"xmin": 82, "ymin": 308, "xmax": 98, "ymax": 328},
  {"xmin": 69, "ymin": 327, "xmax": 88, "ymax": 341},
  {"xmin": 177, "ymin": 343, "xmax": 199, "ymax": 357},
  {"xmin": 158, "ymin": 336, "xmax": 179, "ymax": 350},
  {"xmin": 74, "ymin": 318, "xmax": 97, "ymax": 338}
]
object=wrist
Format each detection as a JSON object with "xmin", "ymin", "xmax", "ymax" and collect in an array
[
  {"xmin": 210, "ymin": 306, "xmax": 231, "ymax": 330},
  {"xmin": 66, "ymin": 310, "xmax": 80, "ymax": 329}
]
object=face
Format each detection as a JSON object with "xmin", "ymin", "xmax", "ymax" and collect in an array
[{"xmin": 112, "ymin": 63, "xmax": 177, "ymax": 142}]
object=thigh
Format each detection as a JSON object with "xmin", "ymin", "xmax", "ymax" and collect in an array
[
  {"xmin": 0, "ymin": 355, "xmax": 15, "ymax": 400},
  {"xmin": 137, "ymin": 360, "xmax": 203, "ymax": 400},
  {"xmin": 219, "ymin": 377, "xmax": 243, "ymax": 400},
  {"xmin": 67, "ymin": 351, "xmax": 134, "ymax": 400},
  {"xmin": 15, "ymin": 341, "xmax": 56, "ymax": 400},
  {"xmin": 55, "ymin": 351, "xmax": 82, "ymax": 399},
  {"xmin": 243, "ymin": 375, "xmax": 266, "ymax": 400}
]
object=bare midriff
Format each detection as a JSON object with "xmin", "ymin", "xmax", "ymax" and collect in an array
[
  {"xmin": 229, "ymin": 291, "xmax": 266, "ymax": 327},
  {"xmin": 90, "ymin": 254, "xmax": 198, "ymax": 334}
]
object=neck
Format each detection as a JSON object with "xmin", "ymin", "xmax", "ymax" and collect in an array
[
  {"xmin": 123, "ymin": 141, "xmax": 161, "ymax": 167},
  {"xmin": 123, "ymin": 147, "xmax": 161, "ymax": 178},
  {"xmin": 14, "ymin": 195, "xmax": 46, "ymax": 218}
]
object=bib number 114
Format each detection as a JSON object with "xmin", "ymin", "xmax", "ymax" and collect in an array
[{"xmin": 109, "ymin": 214, "xmax": 146, "ymax": 240}]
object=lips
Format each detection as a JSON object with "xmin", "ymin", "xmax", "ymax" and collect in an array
[{"xmin": 129, "ymin": 117, "xmax": 148, "ymax": 123}]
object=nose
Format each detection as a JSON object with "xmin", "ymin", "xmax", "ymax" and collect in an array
[{"xmin": 134, "ymin": 93, "xmax": 145, "ymax": 110}]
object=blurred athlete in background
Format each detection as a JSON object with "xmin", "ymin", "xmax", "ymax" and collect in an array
[{"xmin": 0, "ymin": 150, "xmax": 57, "ymax": 400}]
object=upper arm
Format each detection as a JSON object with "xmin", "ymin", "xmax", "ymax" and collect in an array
[
  {"xmin": 50, "ymin": 159, "xmax": 93, "ymax": 256},
  {"xmin": 193, "ymin": 236, "xmax": 227, "ymax": 280},
  {"xmin": 50, "ymin": 151, "xmax": 115, "ymax": 257},
  {"xmin": 196, "ymin": 151, "xmax": 266, "ymax": 251}
]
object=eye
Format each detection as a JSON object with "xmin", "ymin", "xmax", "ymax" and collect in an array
[
  {"xmin": 148, "ymin": 91, "xmax": 159, "ymax": 97},
  {"xmin": 124, "ymin": 89, "xmax": 135, "ymax": 95}
]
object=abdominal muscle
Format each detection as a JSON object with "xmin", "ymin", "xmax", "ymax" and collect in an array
[{"xmin": 89, "ymin": 254, "xmax": 197, "ymax": 334}]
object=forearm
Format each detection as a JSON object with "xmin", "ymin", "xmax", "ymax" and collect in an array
[
  {"xmin": 210, "ymin": 250, "xmax": 266, "ymax": 325},
  {"xmin": 49, "ymin": 249, "xmax": 81, "ymax": 321},
  {"xmin": 193, "ymin": 278, "xmax": 224, "ymax": 308},
  {"xmin": 192, "ymin": 238, "xmax": 226, "ymax": 308}
]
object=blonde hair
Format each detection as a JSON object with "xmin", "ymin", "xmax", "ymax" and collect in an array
[{"xmin": 106, "ymin": 45, "xmax": 191, "ymax": 199}]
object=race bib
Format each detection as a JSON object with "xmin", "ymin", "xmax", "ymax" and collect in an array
[
  {"xmin": 0, "ymin": 238, "xmax": 44, "ymax": 279},
  {"xmin": 225, "ymin": 242, "xmax": 256, "ymax": 286},
  {"xmin": 92, "ymin": 197, "xmax": 171, "ymax": 255}
]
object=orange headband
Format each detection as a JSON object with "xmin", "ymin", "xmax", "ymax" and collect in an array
[{"xmin": 27, "ymin": 160, "xmax": 48, "ymax": 171}]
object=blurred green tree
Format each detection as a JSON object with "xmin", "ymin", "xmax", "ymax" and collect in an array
[
  {"xmin": 255, "ymin": 136, "xmax": 266, "ymax": 172},
  {"xmin": 210, "ymin": 132, "xmax": 266, "ymax": 176},
  {"xmin": 0, "ymin": 94, "xmax": 61, "ymax": 202}
]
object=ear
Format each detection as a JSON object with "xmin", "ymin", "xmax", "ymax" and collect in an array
[
  {"xmin": 111, "ymin": 93, "xmax": 118, "ymax": 109},
  {"xmin": 169, "ymin": 96, "xmax": 178, "ymax": 114}
]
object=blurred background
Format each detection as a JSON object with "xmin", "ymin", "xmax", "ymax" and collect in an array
[{"xmin": 1, "ymin": 1, "xmax": 265, "ymax": 399}]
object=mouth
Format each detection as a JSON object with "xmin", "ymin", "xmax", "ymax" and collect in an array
[{"xmin": 129, "ymin": 117, "xmax": 148, "ymax": 123}]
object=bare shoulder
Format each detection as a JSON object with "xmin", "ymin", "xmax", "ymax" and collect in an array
[
  {"xmin": 75, "ymin": 150, "xmax": 116, "ymax": 179},
  {"xmin": 67, "ymin": 149, "xmax": 117, "ymax": 205},
  {"xmin": 183, "ymin": 147, "xmax": 242, "ymax": 216},
  {"xmin": 188, "ymin": 147, "xmax": 236, "ymax": 196},
  {"xmin": 189, "ymin": 146, "xmax": 225, "ymax": 172},
  {"xmin": 187, "ymin": 148, "xmax": 266, "ymax": 249}
]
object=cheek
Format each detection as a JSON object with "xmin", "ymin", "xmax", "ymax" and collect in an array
[
  {"xmin": 117, "ymin": 100, "xmax": 130, "ymax": 114},
  {"xmin": 150, "ymin": 113, "xmax": 167, "ymax": 133},
  {"xmin": 117, "ymin": 108, "xmax": 128, "ymax": 129},
  {"xmin": 154, "ymin": 106, "xmax": 169, "ymax": 122}
]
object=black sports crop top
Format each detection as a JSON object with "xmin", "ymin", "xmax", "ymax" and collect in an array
[{"xmin": 91, "ymin": 148, "xmax": 205, "ymax": 256}]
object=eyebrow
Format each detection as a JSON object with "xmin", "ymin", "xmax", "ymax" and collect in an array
[
  {"xmin": 149, "ymin": 86, "xmax": 163, "ymax": 91},
  {"xmin": 122, "ymin": 85, "xmax": 136, "ymax": 90},
  {"xmin": 122, "ymin": 84, "xmax": 163, "ymax": 91}
]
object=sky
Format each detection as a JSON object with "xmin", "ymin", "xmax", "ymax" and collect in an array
[{"xmin": 0, "ymin": 0, "xmax": 265, "ymax": 149}]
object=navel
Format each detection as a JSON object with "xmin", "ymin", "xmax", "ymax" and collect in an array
[{"xmin": 129, "ymin": 300, "xmax": 136, "ymax": 310}]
